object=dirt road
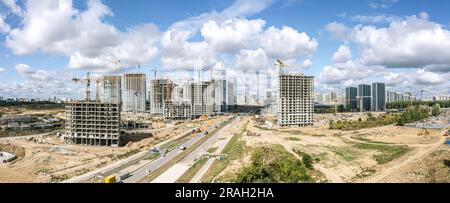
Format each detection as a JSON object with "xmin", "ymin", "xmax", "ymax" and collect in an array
[{"xmin": 365, "ymin": 135, "xmax": 446, "ymax": 183}]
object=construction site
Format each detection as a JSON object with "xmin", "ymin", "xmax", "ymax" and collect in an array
[{"xmin": 0, "ymin": 59, "xmax": 448, "ymax": 183}]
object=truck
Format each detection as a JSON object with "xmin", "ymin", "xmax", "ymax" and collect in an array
[{"xmin": 104, "ymin": 175, "xmax": 116, "ymax": 183}]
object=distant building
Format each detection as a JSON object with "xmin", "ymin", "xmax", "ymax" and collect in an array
[
  {"xmin": 387, "ymin": 90, "xmax": 396, "ymax": 103},
  {"xmin": 123, "ymin": 74, "xmax": 146, "ymax": 112},
  {"xmin": 150, "ymin": 79, "xmax": 174, "ymax": 115},
  {"xmin": 434, "ymin": 94, "xmax": 450, "ymax": 101},
  {"xmin": 371, "ymin": 83, "xmax": 386, "ymax": 111},
  {"xmin": 212, "ymin": 80, "xmax": 227, "ymax": 112},
  {"xmin": 278, "ymin": 74, "xmax": 314, "ymax": 127},
  {"xmin": 226, "ymin": 81, "xmax": 235, "ymax": 110},
  {"xmin": 345, "ymin": 87, "xmax": 358, "ymax": 111},
  {"xmin": 357, "ymin": 84, "xmax": 371, "ymax": 112},
  {"xmin": 100, "ymin": 75, "xmax": 122, "ymax": 104}
]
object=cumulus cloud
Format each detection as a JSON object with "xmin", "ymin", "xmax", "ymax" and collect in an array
[
  {"xmin": 1, "ymin": 0, "xmax": 23, "ymax": 16},
  {"xmin": 170, "ymin": 0, "xmax": 274, "ymax": 34},
  {"xmin": 235, "ymin": 49, "xmax": 270, "ymax": 70},
  {"xmin": 325, "ymin": 22, "xmax": 352, "ymax": 41},
  {"xmin": 322, "ymin": 12, "xmax": 450, "ymax": 95},
  {"xmin": 5, "ymin": 0, "xmax": 160, "ymax": 70},
  {"xmin": 0, "ymin": 13, "xmax": 10, "ymax": 33},
  {"xmin": 332, "ymin": 45, "xmax": 352, "ymax": 63},
  {"xmin": 318, "ymin": 60, "xmax": 386, "ymax": 85},
  {"xmin": 353, "ymin": 13, "xmax": 450, "ymax": 69},
  {"xmin": 0, "ymin": 63, "xmax": 81, "ymax": 98},
  {"xmin": 261, "ymin": 26, "xmax": 318, "ymax": 60},
  {"xmin": 161, "ymin": 29, "xmax": 216, "ymax": 70},
  {"xmin": 201, "ymin": 18, "xmax": 265, "ymax": 53}
]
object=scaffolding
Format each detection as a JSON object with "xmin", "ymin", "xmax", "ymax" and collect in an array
[
  {"xmin": 278, "ymin": 74, "xmax": 314, "ymax": 127},
  {"xmin": 65, "ymin": 102, "xmax": 121, "ymax": 147}
]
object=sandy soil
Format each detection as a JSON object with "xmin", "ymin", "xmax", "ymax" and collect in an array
[
  {"xmin": 0, "ymin": 115, "xmax": 228, "ymax": 183},
  {"xmin": 218, "ymin": 113, "xmax": 449, "ymax": 183}
]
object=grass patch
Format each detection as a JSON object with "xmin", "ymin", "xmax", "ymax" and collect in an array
[
  {"xmin": 286, "ymin": 137, "xmax": 301, "ymax": 141},
  {"xmin": 351, "ymin": 136, "xmax": 390, "ymax": 144},
  {"xmin": 115, "ymin": 149, "xmax": 140, "ymax": 160},
  {"xmin": 201, "ymin": 125, "xmax": 247, "ymax": 183},
  {"xmin": 145, "ymin": 152, "xmax": 160, "ymax": 160},
  {"xmin": 333, "ymin": 147, "xmax": 358, "ymax": 162},
  {"xmin": 207, "ymin": 147, "xmax": 219, "ymax": 153},
  {"xmin": 234, "ymin": 145, "xmax": 313, "ymax": 183},
  {"xmin": 353, "ymin": 143, "xmax": 409, "ymax": 164},
  {"xmin": 176, "ymin": 158, "xmax": 208, "ymax": 183}
]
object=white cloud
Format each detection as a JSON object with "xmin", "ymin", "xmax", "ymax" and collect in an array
[
  {"xmin": 325, "ymin": 22, "xmax": 352, "ymax": 40},
  {"xmin": 5, "ymin": 0, "xmax": 159, "ymax": 70},
  {"xmin": 0, "ymin": 13, "xmax": 10, "ymax": 33},
  {"xmin": 0, "ymin": 67, "xmax": 5, "ymax": 72},
  {"xmin": 170, "ymin": 0, "xmax": 274, "ymax": 34},
  {"xmin": 201, "ymin": 18, "xmax": 265, "ymax": 53},
  {"xmin": 368, "ymin": 0, "xmax": 398, "ymax": 9},
  {"xmin": 68, "ymin": 23, "xmax": 160, "ymax": 70},
  {"xmin": 318, "ymin": 60, "xmax": 386, "ymax": 85},
  {"xmin": 2, "ymin": 63, "xmax": 81, "ymax": 98},
  {"xmin": 235, "ymin": 49, "xmax": 270, "ymax": 70},
  {"xmin": 351, "ymin": 14, "xmax": 399, "ymax": 23},
  {"xmin": 261, "ymin": 26, "xmax": 318, "ymax": 60},
  {"xmin": 332, "ymin": 45, "xmax": 352, "ymax": 63},
  {"xmin": 353, "ymin": 14, "xmax": 450, "ymax": 69},
  {"xmin": 161, "ymin": 29, "xmax": 216, "ymax": 70},
  {"xmin": 1, "ymin": 0, "xmax": 24, "ymax": 16}
]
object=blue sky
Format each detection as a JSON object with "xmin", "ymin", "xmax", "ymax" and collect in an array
[{"xmin": 0, "ymin": 0, "xmax": 449, "ymax": 99}]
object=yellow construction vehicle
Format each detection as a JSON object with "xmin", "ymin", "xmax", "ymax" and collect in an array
[{"xmin": 104, "ymin": 175, "xmax": 116, "ymax": 183}]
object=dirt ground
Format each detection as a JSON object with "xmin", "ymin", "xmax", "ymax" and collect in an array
[
  {"xmin": 0, "ymin": 115, "xmax": 227, "ymax": 183},
  {"xmin": 218, "ymin": 113, "xmax": 449, "ymax": 183}
]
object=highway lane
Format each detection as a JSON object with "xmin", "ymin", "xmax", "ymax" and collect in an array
[
  {"xmin": 151, "ymin": 116, "xmax": 240, "ymax": 183},
  {"xmin": 63, "ymin": 127, "xmax": 198, "ymax": 183},
  {"xmin": 123, "ymin": 119, "xmax": 228, "ymax": 183}
]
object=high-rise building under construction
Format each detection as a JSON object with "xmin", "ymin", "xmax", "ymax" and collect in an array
[
  {"xmin": 150, "ymin": 79, "xmax": 174, "ymax": 115},
  {"xmin": 65, "ymin": 102, "xmax": 121, "ymax": 147},
  {"xmin": 100, "ymin": 75, "xmax": 122, "ymax": 104},
  {"xmin": 278, "ymin": 74, "xmax": 314, "ymax": 127},
  {"xmin": 123, "ymin": 74, "xmax": 146, "ymax": 112}
]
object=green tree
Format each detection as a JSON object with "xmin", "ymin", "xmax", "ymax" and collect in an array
[
  {"xmin": 302, "ymin": 154, "xmax": 313, "ymax": 169},
  {"xmin": 432, "ymin": 103, "xmax": 441, "ymax": 117}
]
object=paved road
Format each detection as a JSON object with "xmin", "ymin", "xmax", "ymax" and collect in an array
[
  {"xmin": 189, "ymin": 118, "xmax": 242, "ymax": 183},
  {"xmin": 63, "ymin": 127, "xmax": 197, "ymax": 183},
  {"xmin": 123, "ymin": 119, "xmax": 230, "ymax": 183},
  {"xmin": 152, "ymin": 117, "xmax": 240, "ymax": 183}
]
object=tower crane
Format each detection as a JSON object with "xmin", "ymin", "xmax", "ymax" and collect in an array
[
  {"xmin": 273, "ymin": 59, "xmax": 301, "ymax": 75},
  {"xmin": 72, "ymin": 72, "xmax": 92, "ymax": 101},
  {"xmin": 72, "ymin": 72, "xmax": 106, "ymax": 102}
]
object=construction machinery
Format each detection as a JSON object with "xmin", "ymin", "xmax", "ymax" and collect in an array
[
  {"xmin": 104, "ymin": 175, "xmax": 116, "ymax": 183},
  {"xmin": 273, "ymin": 59, "xmax": 301, "ymax": 74},
  {"xmin": 72, "ymin": 72, "xmax": 92, "ymax": 101}
]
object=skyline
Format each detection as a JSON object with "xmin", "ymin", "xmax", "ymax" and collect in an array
[{"xmin": 0, "ymin": 0, "xmax": 450, "ymax": 99}]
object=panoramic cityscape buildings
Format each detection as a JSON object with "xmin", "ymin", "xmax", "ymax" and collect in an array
[{"xmin": 0, "ymin": 0, "xmax": 449, "ymax": 185}]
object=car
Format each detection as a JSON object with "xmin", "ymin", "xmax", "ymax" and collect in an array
[
  {"xmin": 179, "ymin": 145, "xmax": 187, "ymax": 150},
  {"xmin": 146, "ymin": 169, "xmax": 151, "ymax": 174}
]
